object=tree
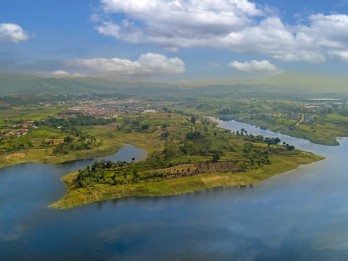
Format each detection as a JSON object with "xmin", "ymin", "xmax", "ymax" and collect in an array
[
  {"xmin": 287, "ymin": 145, "xmax": 295, "ymax": 151},
  {"xmin": 141, "ymin": 124, "xmax": 150, "ymax": 130},
  {"xmin": 240, "ymin": 128, "xmax": 247, "ymax": 135},
  {"xmin": 190, "ymin": 115, "xmax": 197, "ymax": 124},
  {"xmin": 274, "ymin": 137, "xmax": 281, "ymax": 145},
  {"xmin": 64, "ymin": 136, "xmax": 73, "ymax": 143},
  {"xmin": 106, "ymin": 160, "xmax": 113, "ymax": 169},
  {"xmin": 212, "ymin": 153, "xmax": 221, "ymax": 162}
]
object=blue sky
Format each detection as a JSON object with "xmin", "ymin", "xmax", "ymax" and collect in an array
[{"xmin": 1, "ymin": 0, "xmax": 348, "ymax": 81}]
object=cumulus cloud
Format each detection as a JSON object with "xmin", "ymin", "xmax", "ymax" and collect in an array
[
  {"xmin": 94, "ymin": 0, "xmax": 348, "ymax": 63},
  {"xmin": 228, "ymin": 60, "xmax": 283, "ymax": 75},
  {"xmin": 67, "ymin": 53, "xmax": 185, "ymax": 78},
  {"xmin": 0, "ymin": 23, "xmax": 29, "ymax": 43},
  {"xmin": 97, "ymin": 0, "xmax": 263, "ymax": 46}
]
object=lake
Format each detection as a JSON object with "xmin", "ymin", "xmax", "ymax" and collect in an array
[{"xmin": 1, "ymin": 122, "xmax": 348, "ymax": 261}]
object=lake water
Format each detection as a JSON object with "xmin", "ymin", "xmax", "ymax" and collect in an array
[{"xmin": 1, "ymin": 122, "xmax": 348, "ymax": 260}]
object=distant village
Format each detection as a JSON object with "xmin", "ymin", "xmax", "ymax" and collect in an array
[
  {"xmin": 58, "ymin": 100, "xmax": 157, "ymax": 119},
  {"xmin": 0, "ymin": 100, "xmax": 157, "ymax": 139}
]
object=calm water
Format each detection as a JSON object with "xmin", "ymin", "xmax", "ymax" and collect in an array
[{"xmin": 1, "ymin": 123, "xmax": 348, "ymax": 261}]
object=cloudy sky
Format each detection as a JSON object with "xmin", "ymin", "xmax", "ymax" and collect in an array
[{"xmin": 1, "ymin": 0, "xmax": 348, "ymax": 81}]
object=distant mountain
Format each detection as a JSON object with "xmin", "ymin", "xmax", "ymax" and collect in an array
[
  {"xmin": 0, "ymin": 72, "xmax": 185, "ymax": 97},
  {"xmin": 0, "ymin": 72, "xmax": 346, "ymax": 99},
  {"xmin": 0, "ymin": 73, "xmax": 111, "ymax": 96},
  {"xmin": 253, "ymin": 73, "xmax": 348, "ymax": 94}
]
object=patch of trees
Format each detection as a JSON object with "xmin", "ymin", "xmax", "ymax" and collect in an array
[
  {"xmin": 35, "ymin": 116, "xmax": 115, "ymax": 128},
  {"xmin": 240, "ymin": 142, "xmax": 271, "ymax": 170},
  {"xmin": 52, "ymin": 134, "xmax": 98, "ymax": 155},
  {"xmin": 77, "ymin": 160, "xmax": 148, "ymax": 187},
  {"xmin": 181, "ymin": 131, "xmax": 212, "ymax": 156},
  {"xmin": 233, "ymin": 129, "xmax": 282, "ymax": 147},
  {"xmin": 282, "ymin": 142, "xmax": 295, "ymax": 151},
  {"xmin": 117, "ymin": 117, "xmax": 154, "ymax": 133},
  {"xmin": 0, "ymin": 139, "xmax": 33, "ymax": 154}
]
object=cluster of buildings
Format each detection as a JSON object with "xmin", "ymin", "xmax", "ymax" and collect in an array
[
  {"xmin": 0, "ymin": 121, "xmax": 37, "ymax": 138},
  {"xmin": 59, "ymin": 106, "xmax": 118, "ymax": 119},
  {"xmin": 57, "ymin": 101, "xmax": 156, "ymax": 119},
  {"xmin": 95, "ymin": 102, "xmax": 156, "ymax": 115}
]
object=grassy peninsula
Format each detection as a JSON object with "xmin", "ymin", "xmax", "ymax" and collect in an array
[{"xmin": 51, "ymin": 112, "xmax": 323, "ymax": 209}]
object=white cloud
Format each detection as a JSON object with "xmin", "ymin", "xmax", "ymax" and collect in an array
[
  {"xmin": 51, "ymin": 70, "xmax": 85, "ymax": 78},
  {"xmin": 68, "ymin": 53, "xmax": 185, "ymax": 78},
  {"xmin": 329, "ymin": 50, "xmax": 348, "ymax": 62},
  {"xmin": 97, "ymin": 0, "xmax": 264, "ymax": 46},
  {"xmin": 228, "ymin": 60, "xmax": 283, "ymax": 75},
  {"xmin": 0, "ymin": 23, "xmax": 29, "ymax": 43},
  {"xmin": 95, "ymin": 0, "xmax": 348, "ymax": 63}
]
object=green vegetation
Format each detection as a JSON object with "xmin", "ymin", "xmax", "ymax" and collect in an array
[
  {"xmin": 51, "ymin": 111, "xmax": 323, "ymax": 209},
  {"xmin": 215, "ymin": 99, "xmax": 348, "ymax": 146},
  {"xmin": 52, "ymin": 151, "xmax": 320, "ymax": 210},
  {"xmin": 35, "ymin": 115, "xmax": 116, "ymax": 128},
  {"xmin": 0, "ymin": 103, "xmax": 180, "ymax": 168},
  {"xmin": 0, "ymin": 94, "xmax": 333, "ymax": 210},
  {"xmin": 161, "ymin": 97, "xmax": 348, "ymax": 146}
]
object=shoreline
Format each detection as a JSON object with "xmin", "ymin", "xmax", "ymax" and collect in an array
[
  {"xmin": 51, "ymin": 150, "xmax": 323, "ymax": 210},
  {"xmin": 0, "ymin": 145, "xmax": 125, "ymax": 170},
  {"xmin": 0, "ymin": 117, "xmax": 326, "ymax": 210},
  {"xmin": 217, "ymin": 116, "xmax": 341, "ymax": 146}
]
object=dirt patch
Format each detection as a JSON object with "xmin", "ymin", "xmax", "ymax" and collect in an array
[
  {"xmin": 201, "ymin": 175, "xmax": 229, "ymax": 184},
  {"xmin": 195, "ymin": 162, "xmax": 240, "ymax": 173},
  {"xmin": 45, "ymin": 138, "xmax": 64, "ymax": 145},
  {"xmin": 5, "ymin": 152, "xmax": 26, "ymax": 160},
  {"xmin": 149, "ymin": 161, "xmax": 241, "ymax": 180},
  {"xmin": 153, "ymin": 163, "xmax": 197, "ymax": 175}
]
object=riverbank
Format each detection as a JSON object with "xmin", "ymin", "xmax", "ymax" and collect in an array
[
  {"xmin": 217, "ymin": 116, "xmax": 342, "ymax": 146},
  {"xmin": 51, "ymin": 149, "xmax": 322, "ymax": 209}
]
